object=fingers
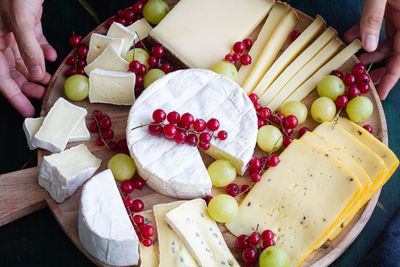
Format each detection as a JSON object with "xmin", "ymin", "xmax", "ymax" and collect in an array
[
  {"xmin": 358, "ymin": 38, "xmax": 393, "ymax": 64},
  {"xmin": 369, "ymin": 67, "xmax": 386, "ymax": 84},
  {"xmin": 360, "ymin": 0, "xmax": 387, "ymax": 52},
  {"xmin": 10, "ymin": 68, "xmax": 45, "ymax": 100},
  {"xmin": 36, "ymin": 22, "xmax": 57, "ymax": 62},
  {"xmin": 344, "ymin": 25, "xmax": 361, "ymax": 43}
]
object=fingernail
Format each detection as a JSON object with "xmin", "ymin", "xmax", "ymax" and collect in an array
[
  {"xmin": 364, "ymin": 34, "xmax": 378, "ymax": 52},
  {"xmin": 29, "ymin": 65, "xmax": 43, "ymax": 80}
]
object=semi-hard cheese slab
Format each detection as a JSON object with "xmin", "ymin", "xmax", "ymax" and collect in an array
[
  {"xmin": 86, "ymin": 34, "xmax": 125, "ymax": 64},
  {"xmin": 127, "ymin": 18, "xmax": 153, "ymax": 40},
  {"xmin": 165, "ymin": 199, "xmax": 240, "ymax": 267},
  {"xmin": 153, "ymin": 202, "xmax": 198, "ymax": 267},
  {"xmin": 136, "ymin": 211, "xmax": 159, "ymax": 267},
  {"xmin": 107, "ymin": 22, "xmax": 137, "ymax": 57},
  {"xmin": 84, "ymin": 45, "xmax": 129, "ymax": 75}
]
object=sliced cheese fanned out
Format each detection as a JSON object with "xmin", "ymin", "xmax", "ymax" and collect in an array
[
  {"xmin": 165, "ymin": 199, "xmax": 240, "ymax": 267},
  {"xmin": 78, "ymin": 169, "xmax": 139, "ymax": 266},
  {"xmin": 136, "ymin": 210, "xmax": 159, "ymax": 267},
  {"xmin": 89, "ymin": 69, "xmax": 136, "ymax": 105},
  {"xmin": 127, "ymin": 18, "xmax": 153, "ymax": 40},
  {"xmin": 32, "ymin": 98, "xmax": 87, "ymax": 153},
  {"xmin": 226, "ymin": 140, "xmax": 362, "ymax": 266},
  {"xmin": 107, "ymin": 22, "xmax": 137, "ymax": 57},
  {"xmin": 127, "ymin": 69, "xmax": 258, "ymax": 198},
  {"xmin": 237, "ymin": 2, "xmax": 290, "ymax": 86},
  {"xmin": 84, "ymin": 45, "xmax": 129, "ymax": 75},
  {"xmin": 153, "ymin": 202, "xmax": 198, "ymax": 267},
  {"xmin": 39, "ymin": 144, "xmax": 101, "ymax": 203},
  {"xmin": 86, "ymin": 33, "xmax": 124, "ymax": 64}
]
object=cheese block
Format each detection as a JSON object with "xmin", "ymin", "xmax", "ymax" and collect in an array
[
  {"xmin": 165, "ymin": 199, "xmax": 240, "ymax": 267},
  {"xmin": 127, "ymin": 18, "xmax": 153, "ymax": 40},
  {"xmin": 89, "ymin": 69, "xmax": 136, "ymax": 105},
  {"xmin": 86, "ymin": 33, "xmax": 124, "ymax": 64},
  {"xmin": 38, "ymin": 144, "xmax": 101, "ymax": 203},
  {"xmin": 78, "ymin": 169, "xmax": 139, "ymax": 266},
  {"xmin": 254, "ymin": 26, "xmax": 336, "ymax": 103},
  {"xmin": 137, "ymin": 210, "xmax": 159, "ymax": 267},
  {"xmin": 237, "ymin": 2, "xmax": 290, "ymax": 86},
  {"xmin": 107, "ymin": 22, "xmax": 137, "ymax": 57},
  {"xmin": 32, "ymin": 98, "xmax": 87, "ymax": 153},
  {"xmin": 149, "ymin": 0, "xmax": 273, "ymax": 69},
  {"xmin": 282, "ymin": 39, "xmax": 362, "ymax": 105},
  {"xmin": 250, "ymin": 15, "xmax": 325, "ymax": 95},
  {"xmin": 264, "ymin": 38, "xmax": 343, "ymax": 112},
  {"xmin": 84, "ymin": 45, "xmax": 129, "ymax": 75},
  {"xmin": 127, "ymin": 69, "xmax": 257, "ymax": 198},
  {"xmin": 242, "ymin": 10, "xmax": 299, "ymax": 94},
  {"xmin": 153, "ymin": 202, "xmax": 198, "ymax": 267},
  {"xmin": 226, "ymin": 140, "xmax": 362, "ymax": 266},
  {"xmin": 68, "ymin": 119, "xmax": 91, "ymax": 142}
]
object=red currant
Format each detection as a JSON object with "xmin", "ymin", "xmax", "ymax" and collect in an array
[
  {"xmin": 92, "ymin": 111, "xmax": 103, "ymax": 121},
  {"xmin": 66, "ymin": 67, "xmax": 76, "ymax": 77},
  {"xmin": 153, "ymin": 109, "xmax": 166, "ymax": 123},
  {"xmin": 225, "ymin": 54, "xmax": 233, "ymax": 61},
  {"xmin": 148, "ymin": 124, "xmax": 163, "ymax": 135},
  {"xmin": 241, "ymin": 184, "xmax": 249, "ymax": 192},
  {"xmin": 77, "ymin": 44, "xmax": 88, "ymax": 57},
  {"xmin": 259, "ymin": 108, "xmax": 271, "ymax": 119},
  {"xmin": 133, "ymin": 215, "xmax": 144, "ymax": 225},
  {"xmin": 242, "ymin": 247, "xmax": 258, "ymax": 263},
  {"xmin": 136, "ymin": 75, "xmax": 144, "ymax": 87},
  {"xmin": 283, "ymin": 137, "xmax": 293, "ymax": 148},
  {"xmin": 356, "ymin": 73, "xmax": 370, "ymax": 85},
  {"xmin": 336, "ymin": 94, "xmax": 349, "ymax": 108},
  {"xmin": 95, "ymin": 136, "xmax": 104, "ymax": 146},
  {"xmin": 116, "ymin": 9, "xmax": 124, "ymax": 17},
  {"xmin": 207, "ymin": 118, "xmax": 220, "ymax": 131},
  {"xmin": 263, "ymin": 238, "xmax": 275, "ymax": 249},
  {"xmin": 142, "ymin": 224, "xmax": 154, "ymax": 238},
  {"xmin": 121, "ymin": 180, "xmax": 134, "ymax": 194},
  {"xmin": 248, "ymin": 158, "xmax": 261, "ymax": 171},
  {"xmin": 198, "ymin": 141, "xmax": 210, "ymax": 151},
  {"xmin": 236, "ymin": 234, "xmax": 250, "ymax": 250},
  {"xmin": 217, "ymin": 130, "xmax": 228, "ymax": 140},
  {"xmin": 148, "ymin": 56, "xmax": 158, "ymax": 67},
  {"xmin": 283, "ymin": 115, "xmax": 298, "ymax": 129},
  {"xmin": 248, "ymin": 93, "xmax": 258, "ymax": 103},
  {"xmin": 177, "ymin": 121, "xmax": 189, "ymax": 130},
  {"xmin": 135, "ymin": 87, "xmax": 143, "ymax": 98},
  {"xmin": 249, "ymin": 232, "xmax": 261, "ymax": 245},
  {"xmin": 163, "ymin": 124, "xmax": 177, "ymax": 139},
  {"xmin": 199, "ymin": 132, "xmax": 211, "ymax": 144},
  {"xmin": 76, "ymin": 68, "xmax": 85, "ymax": 75},
  {"xmin": 261, "ymin": 229, "xmax": 274, "ymax": 242},
  {"xmin": 102, "ymin": 128, "xmax": 114, "ymax": 140},
  {"xmin": 226, "ymin": 183, "xmax": 240, "ymax": 197},
  {"xmin": 151, "ymin": 44, "xmax": 165, "ymax": 58},
  {"xmin": 231, "ymin": 60, "xmax": 236, "ymax": 65},
  {"xmin": 124, "ymin": 198, "xmax": 134, "ymax": 207},
  {"xmin": 118, "ymin": 139, "xmax": 127, "ymax": 148},
  {"xmin": 203, "ymin": 195, "xmax": 213, "ymax": 206},
  {"xmin": 343, "ymin": 73, "xmax": 356, "ymax": 86},
  {"xmin": 139, "ymin": 0, "xmax": 149, "ymax": 4},
  {"xmin": 174, "ymin": 130, "xmax": 187, "ymax": 144},
  {"xmin": 167, "ymin": 111, "xmax": 180, "ymax": 124},
  {"xmin": 298, "ymin": 127, "xmax": 310, "ymax": 137},
  {"xmin": 251, "ymin": 173, "xmax": 261, "ymax": 183},
  {"xmin": 243, "ymin": 38, "xmax": 253, "ymax": 49},
  {"xmin": 193, "ymin": 119, "xmax": 206, "ymax": 132},
  {"xmin": 99, "ymin": 116, "xmax": 112, "ymax": 129},
  {"xmin": 133, "ymin": 177, "xmax": 145, "ymax": 189},
  {"xmin": 330, "ymin": 70, "xmax": 344, "ymax": 79},
  {"xmin": 116, "ymin": 17, "xmax": 127, "ymax": 25},
  {"xmin": 108, "ymin": 141, "xmax": 119, "ymax": 151},
  {"xmin": 132, "ymin": 199, "xmax": 144, "ymax": 212},
  {"xmin": 77, "ymin": 59, "xmax": 87, "ymax": 68},
  {"xmin": 240, "ymin": 54, "xmax": 252, "ymax": 65},
  {"xmin": 181, "ymin": 113, "xmax": 194, "ymax": 126},
  {"xmin": 253, "ymin": 102, "xmax": 262, "ymax": 112},
  {"xmin": 133, "ymin": 2, "xmax": 144, "ymax": 13},
  {"xmin": 119, "ymin": 147, "xmax": 129, "ymax": 155},
  {"xmin": 276, "ymin": 113, "xmax": 285, "ymax": 120},
  {"xmin": 359, "ymin": 83, "xmax": 370, "ymax": 94},
  {"xmin": 290, "ymin": 29, "xmax": 301, "ymax": 40},
  {"xmin": 268, "ymin": 155, "xmax": 280, "ymax": 167},
  {"xmin": 233, "ymin": 53, "xmax": 241, "ymax": 61},
  {"xmin": 185, "ymin": 134, "xmax": 198, "ymax": 146},
  {"xmin": 138, "ymin": 64, "xmax": 147, "ymax": 76},
  {"xmin": 66, "ymin": 56, "xmax": 76, "ymax": 65},
  {"xmin": 69, "ymin": 35, "xmax": 82, "ymax": 47},
  {"xmin": 352, "ymin": 63, "xmax": 366, "ymax": 75},
  {"xmin": 257, "ymin": 118, "xmax": 266, "ymax": 129},
  {"xmin": 142, "ymin": 238, "xmax": 152, "ymax": 247},
  {"xmin": 129, "ymin": 60, "xmax": 141, "ymax": 73},
  {"xmin": 347, "ymin": 85, "xmax": 360, "ymax": 99},
  {"xmin": 363, "ymin": 124, "xmax": 373, "ymax": 133},
  {"xmin": 161, "ymin": 62, "xmax": 172, "ymax": 74},
  {"xmin": 284, "ymin": 127, "xmax": 293, "ymax": 136},
  {"xmin": 88, "ymin": 122, "xmax": 98, "ymax": 132},
  {"xmin": 108, "ymin": 17, "xmax": 116, "ymax": 26},
  {"xmin": 233, "ymin": 41, "xmax": 245, "ymax": 53},
  {"xmin": 123, "ymin": 9, "xmax": 135, "ymax": 20}
]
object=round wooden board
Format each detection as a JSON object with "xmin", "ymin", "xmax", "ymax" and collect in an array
[{"xmin": 39, "ymin": 2, "xmax": 388, "ymax": 266}]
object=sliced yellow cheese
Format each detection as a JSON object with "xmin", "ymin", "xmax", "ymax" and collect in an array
[
  {"xmin": 251, "ymin": 16, "xmax": 325, "ymax": 96},
  {"xmin": 282, "ymin": 39, "xmax": 362, "ymax": 105},
  {"xmin": 137, "ymin": 210, "xmax": 159, "ymax": 267},
  {"xmin": 84, "ymin": 45, "xmax": 129, "ymax": 75},
  {"xmin": 87, "ymin": 34, "xmax": 125, "ymax": 64},
  {"xmin": 264, "ymin": 38, "xmax": 343, "ymax": 112},
  {"xmin": 226, "ymin": 140, "xmax": 362, "ymax": 266},
  {"xmin": 242, "ymin": 10, "xmax": 299, "ymax": 93},
  {"xmin": 238, "ymin": 2, "xmax": 290, "ymax": 87},
  {"xmin": 107, "ymin": 22, "xmax": 137, "ymax": 57},
  {"xmin": 126, "ymin": 18, "xmax": 153, "ymax": 40},
  {"xmin": 255, "ymin": 27, "xmax": 336, "ymax": 104}
]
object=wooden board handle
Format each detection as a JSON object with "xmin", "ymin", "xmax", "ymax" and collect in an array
[{"xmin": 0, "ymin": 167, "xmax": 48, "ymax": 226}]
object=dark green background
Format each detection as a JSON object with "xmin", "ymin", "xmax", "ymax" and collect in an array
[{"xmin": 1, "ymin": 0, "xmax": 399, "ymax": 266}]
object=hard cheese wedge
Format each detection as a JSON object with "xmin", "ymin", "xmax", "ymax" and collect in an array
[
  {"xmin": 165, "ymin": 199, "xmax": 239, "ymax": 267},
  {"xmin": 137, "ymin": 211, "xmax": 159, "ymax": 267},
  {"xmin": 226, "ymin": 140, "xmax": 362, "ymax": 266},
  {"xmin": 107, "ymin": 22, "xmax": 137, "ymax": 57},
  {"xmin": 127, "ymin": 18, "xmax": 153, "ymax": 40},
  {"xmin": 250, "ymin": 15, "xmax": 325, "ymax": 95},
  {"xmin": 237, "ymin": 2, "xmax": 290, "ymax": 86},
  {"xmin": 242, "ymin": 10, "xmax": 299, "ymax": 94},
  {"xmin": 86, "ymin": 33, "xmax": 125, "ymax": 64},
  {"xmin": 84, "ymin": 45, "xmax": 129, "ymax": 75},
  {"xmin": 153, "ymin": 201, "xmax": 198, "ymax": 267},
  {"xmin": 32, "ymin": 98, "xmax": 87, "ymax": 153},
  {"xmin": 150, "ymin": 0, "xmax": 273, "ymax": 69},
  {"xmin": 89, "ymin": 69, "xmax": 136, "ymax": 105},
  {"xmin": 38, "ymin": 144, "xmax": 101, "ymax": 203}
]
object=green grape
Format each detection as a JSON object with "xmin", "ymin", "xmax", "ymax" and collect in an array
[
  {"xmin": 310, "ymin": 96, "xmax": 336, "ymax": 123},
  {"xmin": 280, "ymin": 101, "xmax": 308, "ymax": 124},
  {"xmin": 125, "ymin": 48, "xmax": 150, "ymax": 68},
  {"xmin": 108, "ymin": 153, "xmax": 136, "ymax": 182},
  {"xmin": 317, "ymin": 75, "xmax": 345, "ymax": 100},
  {"xmin": 144, "ymin": 68, "xmax": 166, "ymax": 88},
  {"xmin": 207, "ymin": 159, "xmax": 236, "ymax": 187},
  {"xmin": 207, "ymin": 194, "xmax": 238, "ymax": 223},
  {"xmin": 211, "ymin": 61, "xmax": 238, "ymax": 82},
  {"xmin": 64, "ymin": 74, "xmax": 89, "ymax": 101},
  {"xmin": 257, "ymin": 125, "xmax": 283, "ymax": 152},
  {"xmin": 346, "ymin": 96, "xmax": 373, "ymax": 122},
  {"xmin": 259, "ymin": 246, "xmax": 291, "ymax": 267},
  {"xmin": 143, "ymin": 0, "xmax": 170, "ymax": 25}
]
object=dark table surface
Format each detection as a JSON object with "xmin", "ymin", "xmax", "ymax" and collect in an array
[{"xmin": 1, "ymin": 0, "xmax": 399, "ymax": 266}]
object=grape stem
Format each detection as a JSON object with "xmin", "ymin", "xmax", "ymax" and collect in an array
[{"xmin": 331, "ymin": 107, "xmax": 343, "ymax": 130}]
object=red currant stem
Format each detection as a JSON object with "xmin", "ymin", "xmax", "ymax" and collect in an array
[
  {"xmin": 236, "ymin": 181, "xmax": 255, "ymax": 197},
  {"xmin": 332, "ymin": 107, "xmax": 343, "ymax": 130},
  {"xmin": 119, "ymin": 191, "xmax": 147, "ymax": 242},
  {"xmin": 130, "ymin": 123, "xmax": 219, "ymax": 139},
  {"xmin": 366, "ymin": 61, "xmax": 374, "ymax": 74},
  {"xmin": 130, "ymin": 122, "xmax": 162, "ymax": 132},
  {"xmin": 93, "ymin": 115, "xmax": 112, "ymax": 151}
]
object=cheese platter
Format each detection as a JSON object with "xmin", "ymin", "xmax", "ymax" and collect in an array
[{"xmin": 0, "ymin": 0, "xmax": 398, "ymax": 266}]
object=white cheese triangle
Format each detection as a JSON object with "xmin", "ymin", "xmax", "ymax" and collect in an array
[
  {"xmin": 86, "ymin": 33, "xmax": 125, "ymax": 64},
  {"xmin": 84, "ymin": 44, "xmax": 129, "ymax": 75},
  {"xmin": 107, "ymin": 22, "xmax": 137, "ymax": 57},
  {"xmin": 126, "ymin": 18, "xmax": 153, "ymax": 41}
]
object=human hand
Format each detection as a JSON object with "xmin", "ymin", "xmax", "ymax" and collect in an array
[
  {"xmin": 0, "ymin": 0, "xmax": 57, "ymax": 117},
  {"xmin": 344, "ymin": 0, "xmax": 400, "ymax": 100}
]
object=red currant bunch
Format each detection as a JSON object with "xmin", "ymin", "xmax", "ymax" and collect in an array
[
  {"xmin": 225, "ymin": 39, "xmax": 253, "ymax": 68},
  {"xmin": 66, "ymin": 34, "xmax": 88, "ymax": 77},
  {"xmin": 236, "ymin": 229, "xmax": 275, "ymax": 264},
  {"xmin": 130, "ymin": 214, "xmax": 155, "ymax": 247}
]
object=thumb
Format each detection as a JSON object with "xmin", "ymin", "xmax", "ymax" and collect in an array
[{"xmin": 360, "ymin": 0, "xmax": 387, "ymax": 52}]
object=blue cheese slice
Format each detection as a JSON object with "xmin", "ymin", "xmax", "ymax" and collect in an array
[
  {"xmin": 107, "ymin": 22, "xmax": 137, "ymax": 57},
  {"xmin": 165, "ymin": 199, "xmax": 240, "ymax": 267},
  {"xmin": 84, "ymin": 45, "xmax": 129, "ymax": 75},
  {"xmin": 38, "ymin": 144, "xmax": 101, "ymax": 203},
  {"xmin": 127, "ymin": 18, "xmax": 153, "ymax": 40},
  {"xmin": 87, "ymin": 33, "xmax": 125, "ymax": 63},
  {"xmin": 136, "ymin": 210, "xmax": 159, "ymax": 267},
  {"xmin": 89, "ymin": 69, "xmax": 136, "ymax": 105}
]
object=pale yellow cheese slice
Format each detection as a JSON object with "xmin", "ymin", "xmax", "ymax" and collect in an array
[
  {"xmin": 254, "ymin": 27, "xmax": 336, "ymax": 103},
  {"xmin": 242, "ymin": 10, "xmax": 299, "ymax": 93},
  {"xmin": 264, "ymin": 38, "xmax": 343, "ymax": 112},
  {"xmin": 84, "ymin": 45, "xmax": 129, "ymax": 75},
  {"xmin": 126, "ymin": 18, "xmax": 153, "ymax": 40},
  {"xmin": 86, "ymin": 34, "xmax": 124, "ymax": 64},
  {"xmin": 237, "ymin": 2, "xmax": 290, "ymax": 87},
  {"xmin": 107, "ymin": 22, "xmax": 137, "ymax": 57},
  {"xmin": 250, "ymin": 16, "xmax": 325, "ymax": 96},
  {"xmin": 136, "ymin": 210, "xmax": 159, "ymax": 267},
  {"xmin": 282, "ymin": 39, "xmax": 362, "ymax": 105}
]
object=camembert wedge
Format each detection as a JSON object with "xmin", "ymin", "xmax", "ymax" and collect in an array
[
  {"xmin": 127, "ymin": 18, "xmax": 152, "ymax": 40},
  {"xmin": 86, "ymin": 33, "xmax": 124, "ymax": 63},
  {"xmin": 84, "ymin": 45, "xmax": 129, "ymax": 75},
  {"xmin": 107, "ymin": 22, "xmax": 137, "ymax": 57}
]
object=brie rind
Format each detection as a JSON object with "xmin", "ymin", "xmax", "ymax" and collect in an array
[
  {"xmin": 87, "ymin": 33, "xmax": 125, "ymax": 63},
  {"xmin": 89, "ymin": 69, "xmax": 136, "ymax": 105},
  {"xmin": 126, "ymin": 18, "xmax": 153, "ymax": 41},
  {"xmin": 79, "ymin": 169, "xmax": 139, "ymax": 266},
  {"xmin": 38, "ymin": 144, "xmax": 101, "ymax": 203},
  {"xmin": 32, "ymin": 98, "xmax": 87, "ymax": 153},
  {"xmin": 107, "ymin": 22, "xmax": 137, "ymax": 57},
  {"xmin": 84, "ymin": 44, "xmax": 129, "ymax": 75}
]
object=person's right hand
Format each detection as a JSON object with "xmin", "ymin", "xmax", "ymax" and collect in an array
[{"xmin": 0, "ymin": 0, "xmax": 57, "ymax": 117}]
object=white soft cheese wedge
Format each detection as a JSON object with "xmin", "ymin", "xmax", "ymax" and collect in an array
[
  {"xmin": 107, "ymin": 22, "xmax": 137, "ymax": 57},
  {"xmin": 89, "ymin": 69, "xmax": 136, "ymax": 105},
  {"xmin": 68, "ymin": 119, "xmax": 91, "ymax": 142},
  {"xmin": 86, "ymin": 33, "xmax": 124, "ymax": 64},
  {"xmin": 153, "ymin": 202, "xmax": 198, "ymax": 267},
  {"xmin": 149, "ymin": 0, "xmax": 273, "ymax": 69},
  {"xmin": 127, "ymin": 18, "xmax": 152, "ymax": 40},
  {"xmin": 84, "ymin": 45, "xmax": 129, "ymax": 75},
  {"xmin": 38, "ymin": 144, "xmax": 101, "ymax": 203},
  {"xmin": 127, "ymin": 69, "xmax": 258, "ymax": 198},
  {"xmin": 78, "ymin": 169, "xmax": 139, "ymax": 266},
  {"xmin": 136, "ymin": 210, "xmax": 159, "ymax": 267},
  {"xmin": 32, "ymin": 98, "xmax": 87, "ymax": 153},
  {"xmin": 165, "ymin": 199, "xmax": 240, "ymax": 267}
]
